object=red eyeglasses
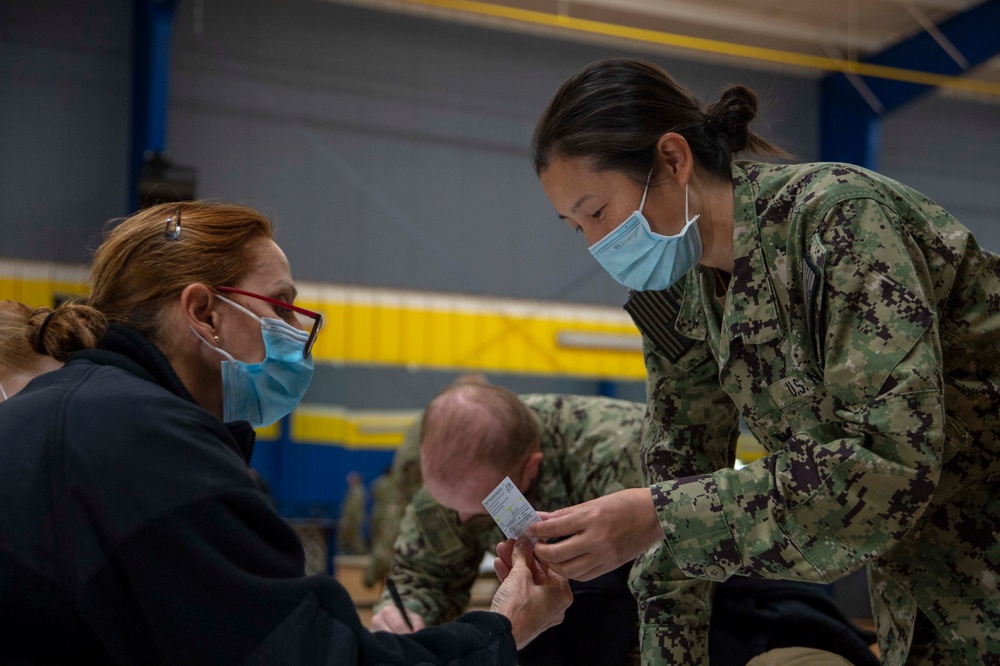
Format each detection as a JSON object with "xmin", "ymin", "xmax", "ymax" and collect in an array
[{"xmin": 216, "ymin": 286, "xmax": 323, "ymax": 358}]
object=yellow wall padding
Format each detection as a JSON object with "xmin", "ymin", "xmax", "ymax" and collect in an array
[
  {"xmin": 0, "ymin": 260, "xmax": 89, "ymax": 309},
  {"xmin": 290, "ymin": 406, "xmax": 420, "ymax": 449},
  {"xmin": 1, "ymin": 260, "xmax": 771, "ymax": 453},
  {"xmin": 295, "ymin": 283, "xmax": 646, "ymax": 379},
  {"xmin": 0, "ymin": 259, "xmax": 646, "ymax": 381}
]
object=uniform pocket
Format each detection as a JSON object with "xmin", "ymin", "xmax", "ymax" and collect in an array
[{"xmin": 742, "ymin": 365, "xmax": 829, "ymax": 449}]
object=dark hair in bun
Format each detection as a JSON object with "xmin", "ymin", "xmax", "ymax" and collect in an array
[{"xmin": 532, "ymin": 57, "xmax": 789, "ymax": 182}]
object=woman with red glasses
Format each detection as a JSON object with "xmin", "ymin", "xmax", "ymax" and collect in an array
[{"xmin": 0, "ymin": 201, "xmax": 570, "ymax": 665}]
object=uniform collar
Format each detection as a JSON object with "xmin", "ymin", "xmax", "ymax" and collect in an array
[{"xmin": 674, "ymin": 161, "xmax": 783, "ymax": 345}]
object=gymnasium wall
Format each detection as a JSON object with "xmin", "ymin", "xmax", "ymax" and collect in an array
[{"xmin": 2, "ymin": 0, "xmax": 997, "ymax": 517}]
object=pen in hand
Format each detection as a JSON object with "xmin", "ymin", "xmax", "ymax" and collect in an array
[{"xmin": 385, "ymin": 578, "xmax": 415, "ymax": 631}]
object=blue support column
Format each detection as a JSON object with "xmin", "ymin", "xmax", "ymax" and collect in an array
[
  {"xmin": 821, "ymin": 0, "xmax": 1000, "ymax": 169},
  {"xmin": 129, "ymin": 0, "xmax": 179, "ymax": 212},
  {"xmin": 819, "ymin": 76, "xmax": 882, "ymax": 169}
]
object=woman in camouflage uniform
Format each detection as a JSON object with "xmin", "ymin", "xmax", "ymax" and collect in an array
[{"xmin": 525, "ymin": 57, "xmax": 1000, "ymax": 666}]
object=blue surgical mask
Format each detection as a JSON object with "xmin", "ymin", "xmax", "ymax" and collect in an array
[
  {"xmin": 589, "ymin": 173, "xmax": 703, "ymax": 291},
  {"xmin": 193, "ymin": 295, "xmax": 314, "ymax": 427}
]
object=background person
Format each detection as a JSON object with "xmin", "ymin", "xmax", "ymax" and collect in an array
[
  {"xmin": 362, "ymin": 372, "xmax": 489, "ymax": 588},
  {"xmin": 365, "ymin": 465, "xmax": 393, "ymax": 574},
  {"xmin": 372, "ymin": 387, "xmax": 644, "ymax": 665},
  {"xmin": 526, "ymin": 56, "xmax": 1000, "ymax": 665},
  {"xmin": 362, "ymin": 417, "xmax": 422, "ymax": 587},
  {"xmin": 338, "ymin": 470, "xmax": 369, "ymax": 554},
  {"xmin": 0, "ymin": 201, "xmax": 570, "ymax": 665},
  {"xmin": 371, "ymin": 385, "xmax": 877, "ymax": 666},
  {"xmin": 0, "ymin": 299, "xmax": 103, "ymax": 400}
]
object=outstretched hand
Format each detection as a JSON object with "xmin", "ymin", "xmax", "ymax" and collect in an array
[
  {"xmin": 490, "ymin": 536, "xmax": 572, "ymax": 649},
  {"xmin": 370, "ymin": 604, "xmax": 428, "ymax": 634},
  {"xmin": 521, "ymin": 488, "xmax": 663, "ymax": 580}
]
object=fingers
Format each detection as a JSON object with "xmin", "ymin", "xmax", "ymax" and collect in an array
[
  {"xmin": 509, "ymin": 535, "xmax": 533, "ymax": 567},
  {"xmin": 527, "ymin": 554, "xmax": 555, "ymax": 586},
  {"xmin": 530, "ymin": 533, "xmax": 605, "ymax": 581},
  {"xmin": 497, "ymin": 538, "xmax": 553, "ymax": 583},
  {"xmin": 542, "ymin": 557, "xmax": 595, "ymax": 581},
  {"xmin": 524, "ymin": 506, "xmax": 586, "ymax": 541},
  {"xmin": 406, "ymin": 612, "xmax": 427, "ymax": 632},
  {"xmin": 494, "ymin": 556, "xmax": 511, "ymax": 582},
  {"xmin": 369, "ymin": 607, "xmax": 390, "ymax": 632},
  {"xmin": 532, "ymin": 532, "xmax": 585, "ymax": 565},
  {"xmin": 375, "ymin": 606, "xmax": 426, "ymax": 633},
  {"xmin": 537, "ymin": 545, "xmax": 627, "ymax": 581},
  {"xmin": 495, "ymin": 539, "xmax": 515, "ymax": 568},
  {"xmin": 524, "ymin": 517, "xmax": 569, "ymax": 540},
  {"xmin": 371, "ymin": 606, "xmax": 412, "ymax": 633}
]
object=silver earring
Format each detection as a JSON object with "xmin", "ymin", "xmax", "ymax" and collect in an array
[{"xmin": 214, "ymin": 336, "xmax": 221, "ymax": 344}]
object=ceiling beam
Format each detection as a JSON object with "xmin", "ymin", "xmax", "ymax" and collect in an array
[
  {"xmin": 570, "ymin": 0, "xmax": 889, "ymax": 51},
  {"xmin": 820, "ymin": 0, "xmax": 1000, "ymax": 168},
  {"xmin": 862, "ymin": 0, "xmax": 1000, "ymax": 109},
  {"xmin": 882, "ymin": 0, "xmax": 981, "ymax": 9}
]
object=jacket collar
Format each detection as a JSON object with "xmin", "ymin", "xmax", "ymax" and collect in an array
[
  {"xmin": 675, "ymin": 161, "xmax": 783, "ymax": 346},
  {"xmin": 71, "ymin": 323, "xmax": 256, "ymax": 463}
]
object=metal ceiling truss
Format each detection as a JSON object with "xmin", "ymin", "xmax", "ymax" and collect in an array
[{"xmin": 820, "ymin": 0, "xmax": 1000, "ymax": 168}]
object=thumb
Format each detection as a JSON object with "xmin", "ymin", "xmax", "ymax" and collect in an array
[{"xmin": 510, "ymin": 536, "xmax": 533, "ymax": 569}]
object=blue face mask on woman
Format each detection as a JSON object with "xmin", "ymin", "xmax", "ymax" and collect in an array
[
  {"xmin": 193, "ymin": 295, "xmax": 314, "ymax": 427},
  {"xmin": 588, "ymin": 172, "xmax": 703, "ymax": 291}
]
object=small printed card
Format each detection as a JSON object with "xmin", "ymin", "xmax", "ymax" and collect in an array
[{"xmin": 482, "ymin": 476, "xmax": 540, "ymax": 540}]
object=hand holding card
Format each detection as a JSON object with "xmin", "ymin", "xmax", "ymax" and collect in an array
[{"xmin": 482, "ymin": 476, "xmax": 541, "ymax": 541}]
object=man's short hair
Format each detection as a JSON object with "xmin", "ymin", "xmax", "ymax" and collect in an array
[{"xmin": 420, "ymin": 384, "xmax": 540, "ymax": 485}]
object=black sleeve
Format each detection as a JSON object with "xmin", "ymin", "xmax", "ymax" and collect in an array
[
  {"xmin": 79, "ymin": 489, "xmax": 516, "ymax": 665},
  {"xmin": 57, "ymin": 373, "xmax": 516, "ymax": 666}
]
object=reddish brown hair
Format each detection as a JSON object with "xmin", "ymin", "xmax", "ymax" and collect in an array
[
  {"xmin": 0, "ymin": 299, "xmax": 105, "ymax": 369},
  {"xmin": 89, "ymin": 201, "xmax": 274, "ymax": 342}
]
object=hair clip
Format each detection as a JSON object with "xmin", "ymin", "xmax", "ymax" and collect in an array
[{"xmin": 165, "ymin": 209, "xmax": 182, "ymax": 240}]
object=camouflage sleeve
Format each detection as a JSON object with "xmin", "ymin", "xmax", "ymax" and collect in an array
[
  {"xmin": 366, "ymin": 420, "xmax": 424, "ymax": 586},
  {"xmin": 363, "ymin": 478, "xmax": 396, "ymax": 587},
  {"xmin": 521, "ymin": 393, "xmax": 644, "ymax": 498},
  {"xmin": 657, "ymin": 195, "xmax": 943, "ymax": 585},
  {"xmin": 576, "ymin": 398, "xmax": 645, "ymax": 497},
  {"xmin": 634, "ymin": 323, "xmax": 740, "ymax": 664},
  {"xmin": 374, "ymin": 488, "xmax": 489, "ymax": 625},
  {"xmin": 391, "ymin": 419, "xmax": 424, "ymax": 516}
]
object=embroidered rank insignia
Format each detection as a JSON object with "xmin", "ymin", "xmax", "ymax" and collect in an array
[{"xmin": 623, "ymin": 285, "xmax": 695, "ymax": 363}]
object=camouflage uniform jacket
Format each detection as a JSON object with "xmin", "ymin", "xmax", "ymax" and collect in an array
[
  {"xmin": 364, "ymin": 418, "xmax": 423, "ymax": 586},
  {"xmin": 338, "ymin": 483, "xmax": 368, "ymax": 554},
  {"xmin": 376, "ymin": 394, "xmax": 645, "ymax": 624},
  {"xmin": 631, "ymin": 160, "xmax": 1000, "ymax": 665}
]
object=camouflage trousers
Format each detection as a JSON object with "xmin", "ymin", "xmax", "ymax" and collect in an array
[{"xmin": 629, "ymin": 541, "xmax": 713, "ymax": 665}]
